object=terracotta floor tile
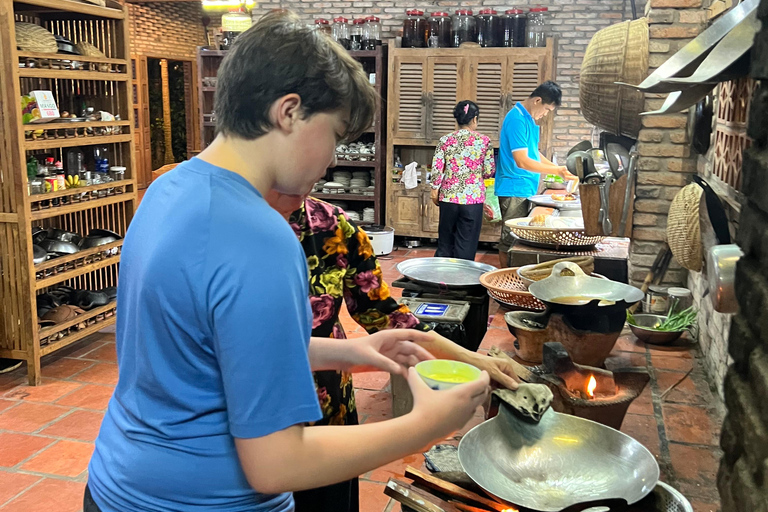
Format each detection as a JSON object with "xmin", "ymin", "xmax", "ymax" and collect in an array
[
  {"xmin": 626, "ymin": 385, "xmax": 654, "ymax": 416},
  {"xmin": 0, "ymin": 376, "xmax": 24, "ymax": 394},
  {"xmin": 71, "ymin": 362, "xmax": 119, "ymax": 386},
  {"xmin": 0, "ymin": 433, "xmax": 55, "ymax": 467},
  {"xmin": 613, "ymin": 335, "xmax": 647, "ymax": 353},
  {"xmin": 54, "ymin": 384, "xmax": 113, "ymax": 410},
  {"xmin": 604, "ymin": 351, "xmax": 648, "ymax": 371},
  {"xmin": 0, "ymin": 471, "xmax": 41, "ymax": 507},
  {"xmin": 367, "ymin": 453, "xmax": 425, "ymax": 483},
  {"xmin": 620, "ymin": 413, "xmax": 661, "ymax": 459},
  {"xmin": 690, "ymin": 499, "xmax": 721, "ymax": 512},
  {"xmin": 359, "ymin": 480, "xmax": 392, "ymax": 512},
  {"xmin": 0, "ymin": 403, "xmax": 68, "ymax": 433},
  {"xmin": 489, "ymin": 312, "xmax": 509, "ymax": 330},
  {"xmin": 668, "ymin": 442, "xmax": 721, "ymax": 489},
  {"xmin": 3, "ymin": 379, "xmax": 82, "ymax": 404},
  {"xmin": 0, "ymin": 400, "xmax": 17, "ymax": 413},
  {"xmin": 54, "ymin": 337, "xmax": 107, "ymax": 359},
  {"xmin": 479, "ymin": 326, "xmax": 515, "ymax": 352},
  {"xmin": 663, "ymin": 404, "xmax": 720, "ymax": 446},
  {"xmin": 657, "ymin": 370, "xmax": 714, "ymax": 406},
  {"xmin": 40, "ymin": 410, "xmax": 104, "ymax": 442},
  {"xmin": 38, "ymin": 357, "xmax": 96, "ymax": 380},
  {"xmin": 0, "ymin": 477, "xmax": 85, "ymax": 512},
  {"xmin": 356, "ymin": 390, "xmax": 392, "ymax": 423},
  {"xmin": 650, "ymin": 353, "xmax": 696, "ymax": 373},
  {"xmin": 353, "ymin": 372, "xmax": 390, "ymax": 391},
  {"xmin": 20, "ymin": 440, "xmax": 94, "ymax": 478},
  {"xmin": 645, "ymin": 341, "xmax": 695, "ymax": 359}
]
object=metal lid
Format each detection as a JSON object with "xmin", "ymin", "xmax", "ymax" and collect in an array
[
  {"xmin": 530, "ymin": 6, "xmax": 548, "ymax": 11},
  {"xmin": 667, "ymin": 287, "xmax": 692, "ymax": 297},
  {"xmin": 479, "ymin": 8, "xmax": 497, "ymax": 15},
  {"xmin": 407, "ymin": 9, "xmax": 424, "ymax": 15},
  {"xmin": 505, "ymin": 8, "xmax": 525, "ymax": 14},
  {"xmin": 430, "ymin": 11, "xmax": 450, "ymax": 17},
  {"xmin": 314, "ymin": 18, "xmax": 330, "ymax": 24},
  {"xmin": 648, "ymin": 285, "xmax": 668, "ymax": 293},
  {"xmin": 455, "ymin": 9, "xmax": 473, "ymax": 15},
  {"xmin": 366, "ymin": 16, "xmax": 380, "ymax": 22},
  {"xmin": 353, "ymin": 18, "xmax": 366, "ymax": 24},
  {"xmin": 333, "ymin": 16, "xmax": 348, "ymax": 23}
]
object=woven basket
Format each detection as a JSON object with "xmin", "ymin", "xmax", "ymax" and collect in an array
[
  {"xmin": 580, "ymin": 17, "xmax": 649, "ymax": 138},
  {"xmin": 75, "ymin": 41, "xmax": 105, "ymax": 57},
  {"xmin": 505, "ymin": 219, "xmax": 605, "ymax": 248},
  {"xmin": 479, "ymin": 268, "xmax": 546, "ymax": 311},
  {"xmin": 667, "ymin": 183, "xmax": 703, "ymax": 272},
  {"xmin": 15, "ymin": 22, "xmax": 57, "ymax": 54}
]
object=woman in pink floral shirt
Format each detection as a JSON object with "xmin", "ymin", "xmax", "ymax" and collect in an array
[{"xmin": 431, "ymin": 100, "xmax": 496, "ymax": 260}]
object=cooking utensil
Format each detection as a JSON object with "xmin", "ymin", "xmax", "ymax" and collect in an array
[
  {"xmin": 54, "ymin": 35, "xmax": 79, "ymax": 55},
  {"xmin": 458, "ymin": 404, "xmax": 659, "ymax": 511},
  {"xmin": 707, "ymin": 244, "xmax": 743, "ymax": 314},
  {"xmin": 529, "ymin": 262, "xmax": 644, "ymax": 316},
  {"xmin": 629, "ymin": 246, "xmax": 672, "ymax": 314},
  {"xmin": 397, "ymin": 258, "xmax": 496, "ymax": 288},
  {"xmin": 566, "ymin": 140, "xmax": 593, "ymax": 157},
  {"xmin": 504, "ymin": 219, "xmax": 605, "ymax": 250},
  {"xmin": 628, "ymin": 314, "xmax": 685, "ymax": 344},
  {"xmin": 618, "ymin": 150, "xmax": 638, "ymax": 237},
  {"xmin": 31, "ymin": 226, "xmax": 46, "ymax": 244},
  {"xmin": 584, "ymin": 172, "xmax": 602, "ymax": 185},
  {"xmin": 690, "ymin": 95, "xmax": 714, "ymax": 155},
  {"xmin": 79, "ymin": 235, "xmax": 120, "ymax": 249},
  {"xmin": 33, "ymin": 244, "xmax": 48, "ymax": 264},
  {"xmin": 567, "ymin": 150, "xmax": 596, "ymax": 177},
  {"xmin": 606, "ymin": 143, "xmax": 630, "ymax": 177},
  {"xmin": 600, "ymin": 172, "xmax": 615, "ymax": 235},
  {"xmin": 640, "ymin": 83, "xmax": 716, "ymax": 115},
  {"xmin": 46, "ymin": 228, "xmax": 81, "ymax": 244},
  {"xmin": 38, "ymin": 239, "xmax": 80, "ymax": 255}
]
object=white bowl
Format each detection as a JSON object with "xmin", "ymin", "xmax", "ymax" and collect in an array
[{"xmin": 415, "ymin": 360, "xmax": 482, "ymax": 390}]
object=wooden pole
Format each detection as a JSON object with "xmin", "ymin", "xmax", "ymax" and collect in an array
[{"xmin": 160, "ymin": 58, "xmax": 174, "ymax": 164}]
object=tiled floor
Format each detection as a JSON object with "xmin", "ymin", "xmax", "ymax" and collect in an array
[{"xmin": 0, "ymin": 248, "xmax": 723, "ymax": 512}]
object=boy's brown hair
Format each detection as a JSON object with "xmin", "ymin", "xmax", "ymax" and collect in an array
[{"xmin": 214, "ymin": 11, "xmax": 376, "ymax": 142}]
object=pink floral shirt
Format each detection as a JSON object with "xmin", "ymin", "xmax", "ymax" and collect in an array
[{"xmin": 431, "ymin": 129, "xmax": 496, "ymax": 205}]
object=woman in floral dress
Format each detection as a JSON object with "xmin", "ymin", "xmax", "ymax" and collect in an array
[
  {"xmin": 264, "ymin": 193, "xmax": 519, "ymax": 512},
  {"xmin": 430, "ymin": 100, "xmax": 496, "ymax": 260}
]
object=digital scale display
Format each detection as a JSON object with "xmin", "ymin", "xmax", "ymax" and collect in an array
[{"xmin": 414, "ymin": 303, "xmax": 450, "ymax": 317}]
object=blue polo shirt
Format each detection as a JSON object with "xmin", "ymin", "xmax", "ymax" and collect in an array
[
  {"xmin": 495, "ymin": 102, "xmax": 541, "ymax": 198},
  {"xmin": 87, "ymin": 158, "xmax": 322, "ymax": 511}
]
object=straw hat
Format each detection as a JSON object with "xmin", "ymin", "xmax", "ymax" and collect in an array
[
  {"xmin": 15, "ymin": 22, "xmax": 57, "ymax": 54},
  {"xmin": 667, "ymin": 183, "xmax": 704, "ymax": 272},
  {"xmin": 580, "ymin": 18, "xmax": 649, "ymax": 138}
]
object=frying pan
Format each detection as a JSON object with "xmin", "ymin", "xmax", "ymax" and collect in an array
[
  {"xmin": 458, "ymin": 404, "xmax": 659, "ymax": 511},
  {"xmin": 529, "ymin": 262, "xmax": 644, "ymax": 316},
  {"xmin": 33, "ymin": 244, "xmax": 48, "ymax": 264},
  {"xmin": 566, "ymin": 140, "xmax": 593, "ymax": 157},
  {"xmin": 39, "ymin": 239, "xmax": 80, "ymax": 255},
  {"xmin": 606, "ymin": 143, "xmax": 630, "ymax": 176}
]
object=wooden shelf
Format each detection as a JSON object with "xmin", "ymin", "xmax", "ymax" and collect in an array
[
  {"xmin": 29, "ymin": 180, "xmax": 132, "ymax": 203},
  {"xmin": 30, "ymin": 191, "xmax": 135, "ymax": 220},
  {"xmin": 23, "ymin": 120, "xmax": 131, "ymax": 132},
  {"xmin": 17, "ymin": 67, "xmax": 129, "ymax": 81},
  {"xmin": 333, "ymin": 160, "xmax": 378, "ymax": 167},
  {"xmin": 13, "ymin": 0, "xmax": 125, "ymax": 19},
  {"xmin": 312, "ymin": 193, "xmax": 375, "ymax": 202},
  {"xmin": 35, "ymin": 239, "xmax": 122, "ymax": 272},
  {"xmin": 40, "ymin": 314, "xmax": 116, "ymax": 357},
  {"xmin": 36, "ymin": 250, "xmax": 121, "ymax": 290},
  {"xmin": 348, "ymin": 50, "xmax": 379, "ymax": 58},
  {"xmin": 18, "ymin": 52, "xmax": 128, "ymax": 66},
  {"xmin": 25, "ymin": 133, "xmax": 132, "ymax": 150}
]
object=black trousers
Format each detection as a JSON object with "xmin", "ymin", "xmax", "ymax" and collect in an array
[
  {"xmin": 294, "ymin": 477, "xmax": 359, "ymax": 512},
  {"xmin": 84, "ymin": 486, "xmax": 102, "ymax": 512},
  {"xmin": 435, "ymin": 202, "xmax": 484, "ymax": 261}
]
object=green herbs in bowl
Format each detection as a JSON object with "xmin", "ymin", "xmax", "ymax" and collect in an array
[{"xmin": 626, "ymin": 308, "xmax": 697, "ymax": 345}]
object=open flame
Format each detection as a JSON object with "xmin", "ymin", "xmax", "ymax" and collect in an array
[
  {"xmin": 502, "ymin": 509, "xmax": 519, "ymax": 512},
  {"xmin": 587, "ymin": 375, "xmax": 597, "ymax": 398}
]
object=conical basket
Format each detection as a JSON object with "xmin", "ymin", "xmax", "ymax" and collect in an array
[{"xmin": 580, "ymin": 18, "xmax": 649, "ymax": 138}]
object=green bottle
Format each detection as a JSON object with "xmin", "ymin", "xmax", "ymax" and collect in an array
[{"xmin": 26, "ymin": 156, "xmax": 38, "ymax": 180}]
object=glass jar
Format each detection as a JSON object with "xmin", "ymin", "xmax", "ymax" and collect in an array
[
  {"xmin": 314, "ymin": 18, "xmax": 332, "ymax": 37},
  {"xmin": 351, "ymin": 18, "xmax": 365, "ymax": 50},
  {"xmin": 526, "ymin": 6, "xmax": 548, "ymax": 47},
  {"xmin": 428, "ymin": 12, "xmax": 452, "ymax": 48},
  {"xmin": 502, "ymin": 8, "xmax": 527, "ymax": 47},
  {"xmin": 363, "ymin": 16, "xmax": 381, "ymax": 50},
  {"xmin": 476, "ymin": 9, "xmax": 502, "ymax": 47},
  {"xmin": 452, "ymin": 10, "xmax": 477, "ymax": 47},
  {"xmin": 332, "ymin": 17, "xmax": 350, "ymax": 49},
  {"xmin": 402, "ymin": 10, "xmax": 427, "ymax": 48}
]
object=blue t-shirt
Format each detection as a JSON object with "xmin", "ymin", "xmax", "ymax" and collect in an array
[
  {"xmin": 495, "ymin": 102, "xmax": 542, "ymax": 198},
  {"xmin": 88, "ymin": 158, "xmax": 322, "ymax": 512}
]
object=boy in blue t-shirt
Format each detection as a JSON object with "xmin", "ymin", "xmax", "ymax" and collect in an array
[{"xmin": 84, "ymin": 11, "xmax": 490, "ymax": 512}]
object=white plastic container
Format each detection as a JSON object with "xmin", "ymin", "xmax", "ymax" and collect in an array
[{"xmin": 365, "ymin": 225, "xmax": 394, "ymax": 256}]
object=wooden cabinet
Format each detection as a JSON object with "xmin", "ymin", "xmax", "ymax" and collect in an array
[{"xmin": 385, "ymin": 43, "xmax": 556, "ymax": 243}]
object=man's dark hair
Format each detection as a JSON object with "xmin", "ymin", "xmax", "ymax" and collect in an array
[
  {"xmin": 215, "ymin": 11, "xmax": 376, "ymax": 141},
  {"xmin": 453, "ymin": 100, "xmax": 480, "ymax": 126},
  {"xmin": 530, "ymin": 80, "xmax": 562, "ymax": 107}
]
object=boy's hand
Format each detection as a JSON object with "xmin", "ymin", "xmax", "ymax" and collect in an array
[{"xmin": 340, "ymin": 330, "xmax": 436, "ymax": 376}]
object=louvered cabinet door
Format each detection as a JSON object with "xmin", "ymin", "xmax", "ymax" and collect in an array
[
  {"xmin": 426, "ymin": 57, "xmax": 468, "ymax": 143},
  {"xmin": 507, "ymin": 56, "xmax": 550, "ymax": 155},
  {"xmin": 468, "ymin": 57, "xmax": 508, "ymax": 141},
  {"xmin": 392, "ymin": 56, "xmax": 428, "ymax": 140}
]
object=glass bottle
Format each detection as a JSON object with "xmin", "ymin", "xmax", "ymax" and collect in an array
[
  {"xmin": 351, "ymin": 18, "xmax": 365, "ymax": 50},
  {"xmin": 526, "ymin": 6, "xmax": 548, "ymax": 48},
  {"xmin": 452, "ymin": 10, "xmax": 477, "ymax": 47},
  {"xmin": 402, "ymin": 10, "xmax": 427, "ymax": 48},
  {"xmin": 363, "ymin": 16, "xmax": 381, "ymax": 50},
  {"xmin": 314, "ymin": 18, "xmax": 332, "ymax": 37},
  {"xmin": 503, "ymin": 9, "xmax": 527, "ymax": 47},
  {"xmin": 332, "ymin": 17, "xmax": 350, "ymax": 49},
  {"xmin": 477, "ymin": 9, "xmax": 502, "ymax": 47},
  {"xmin": 428, "ymin": 12, "xmax": 452, "ymax": 48}
]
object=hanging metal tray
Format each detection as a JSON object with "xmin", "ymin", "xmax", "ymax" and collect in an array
[{"xmin": 396, "ymin": 257, "xmax": 497, "ymax": 288}]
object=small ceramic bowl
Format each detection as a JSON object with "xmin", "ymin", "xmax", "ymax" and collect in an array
[{"xmin": 415, "ymin": 359, "xmax": 482, "ymax": 390}]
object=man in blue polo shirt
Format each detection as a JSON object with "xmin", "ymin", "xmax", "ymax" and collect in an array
[{"xmin": 495, "ymin": 81, "xmax": 576, "ymax": 267}]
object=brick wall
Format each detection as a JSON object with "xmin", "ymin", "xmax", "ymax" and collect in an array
[
  {"xmin": 628, "ymin": 0, "xmax": 707, "ymax": 287},
  {"xmin": 718, "ymin": 0, "xmax": 768, "ymax": 507},
  {"xmin": 126, "ymin": 2, "xmax": 220, "ymax": 58}
]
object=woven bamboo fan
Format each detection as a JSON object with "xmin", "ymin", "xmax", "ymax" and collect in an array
[
  {"xmin": 580, "ymin": 18, "xmax": 649, "ymax": 138},
  {"xmin": 667, "ymin": 183, "xmax": 703, "ymax": 272},
  {"xmin": 15, "ymin": 22, "xmax": 57, "ymax": 54}
]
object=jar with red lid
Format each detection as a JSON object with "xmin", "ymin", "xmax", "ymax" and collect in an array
[
  {"xmin": 502, "ymin": 9, "xmax": 527, "ymax": 47},
  {"xmin": 351, "ymin": 18, "xmax": 364, "ymax": 50},
  {"xmin": 428, "ymin": 11, "xmax": 452, "ymax": 48},
  {"xmin": 402, "ymin": 9, "xmax": 427, "ymax": 48},
  {"xmin": 476, "ymin": 8, "xmax": 501, "ymax": 47},
  {"xmin": 526, "ymin": 6, "xmax": 548, "ymax": 47},
  {"xmin": 363, "ymin": 16, "xmax": 381, "ymax": 50},
  {"xmin": 452, "ymin": 9, "xmax": 477, "ymax": 47},
  {"xmin": 333, "ymin": 17, "xmax": 350, "ymax": 49},
  {"xmin": 314, "ymin": 18, "xmax": 332, "ymax": 37}
]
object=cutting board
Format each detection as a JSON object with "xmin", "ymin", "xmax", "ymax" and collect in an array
[{"xmin": 580, "ymin": 174, "xmax": 634, "ymax": 237}]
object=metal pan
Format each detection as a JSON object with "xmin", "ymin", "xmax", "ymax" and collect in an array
[
  {"xmin": 397, "ymin": 258, "xmax": 497, "ymax": 288},
  {"xmin": 529, "ymin": 262, "xmax": 644, "ymax": 315},
  {"xmin": 458, "ymin": 404, "xmax": 659, "ymax": 512}
]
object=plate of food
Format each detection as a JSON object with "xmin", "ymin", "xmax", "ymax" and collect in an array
[{"xmin": 550, "ymin": 192, "xmax": 581, "ymax": 210}]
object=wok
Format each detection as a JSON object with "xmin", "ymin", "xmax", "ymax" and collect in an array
[
  {"xmin": 529, "ymin": 262, "xmax": 644, "ymax": 316},
  {"xmin": 46, "ymin": 228, "xmax": 82, "ymax": 245},
  {"xmin": 39, "ymin": 239, "xmax": 80, "ymax": 255},
  {"xmin": 33, "ymin": 244, "xmax": 48, "ymax": 264},
  {"xmin": 458, "ymin": 404, "xmax": 659, "ymax": 512},
  {"xmin": 79, "ymin": 235, "xmax": 120, "ymax": 249}
]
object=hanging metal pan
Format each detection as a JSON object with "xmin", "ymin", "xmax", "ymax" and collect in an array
[
  {"xmin": 396, "ymin": 258, "xmax": 497, "ymax": 288},
  {"xmin": 640, "ymin": 83, "xmax": 717, "ymax": 116}
]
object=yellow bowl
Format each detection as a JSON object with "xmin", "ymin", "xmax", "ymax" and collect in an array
[{"xmin": 415, "ymin": 360, "xmax": 482, "ymax": 390}]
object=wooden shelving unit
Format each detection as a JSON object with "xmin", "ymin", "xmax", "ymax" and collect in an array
[
  {"xmin": 197, "ymin": 44, "xmax": 388, "ymax": 224},
  {"xmin": 385, "ymin": 41, "xmax": 557, "ymax": 242},
  {"xmin": 0, "ymin": 0, "xmax": 136, "ymax": 384}
]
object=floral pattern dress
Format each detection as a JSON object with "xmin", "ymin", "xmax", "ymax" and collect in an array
[
  {"xmin": 431, "ymin": 128, "xmax": 496, "ymax": 204},
  {"xmin": 289, "ymin": 197, "xmax": 429, "ymax": 426}
]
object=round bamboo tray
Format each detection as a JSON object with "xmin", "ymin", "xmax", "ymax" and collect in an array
[
  {"xmin": 15, "ymin": 22, "xmax": 57, "ymax": 54},
  {"xmin": 505, "ymin": 219, "xmax": 605, "ymax": 248},
  {"xmin": 479, "ymin": 268, "xmax": 546, "ymax": 311},
  {"xmin": 580, "ymin": 18, "xmax": 649, "ymax": 138},
  {"xmin": 667, "ymin": 183, "xmax": 703, "ymax": 272}
]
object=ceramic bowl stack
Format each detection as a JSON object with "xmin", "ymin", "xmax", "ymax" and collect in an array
[
  {"xmin": 363, "ymin": 208, "xmax": 375, "ymax": 223},
  {"xmin": 313, "ymin": 179, "xmax": 327, "ymax": 192},
  {"xmin": 333, "ymin": 171, "xmax": 352, "ymax": 189},
  {"xmin": 347, "ymin": 211, "xmax": 361, "ymax": 222},
  {"xmin": 350, "ymin": 172, "xmax": 370, "ymax": 195},
  {"xmin": 322, "ymin": 182, "xmax": 346, "ymax": 194}
]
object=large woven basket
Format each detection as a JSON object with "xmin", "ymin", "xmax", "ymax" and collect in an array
[
  {"xmin": 667, "ymin": 183, "xmax": 703, "ymax": 272},
  {"xmin": 505, "ymin": 219, "xmax": 605, "ymax": 248},
  {"xmin": 580, "ymin": 18, "xmax": 649, "ymax": 138},
  {"xmin": 479, "ymin": 268, "xmax": 546, "ymax": 311},
  {"xmin": 15, "ymin": 22, "xmax": 57, "ymax": 54}
]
